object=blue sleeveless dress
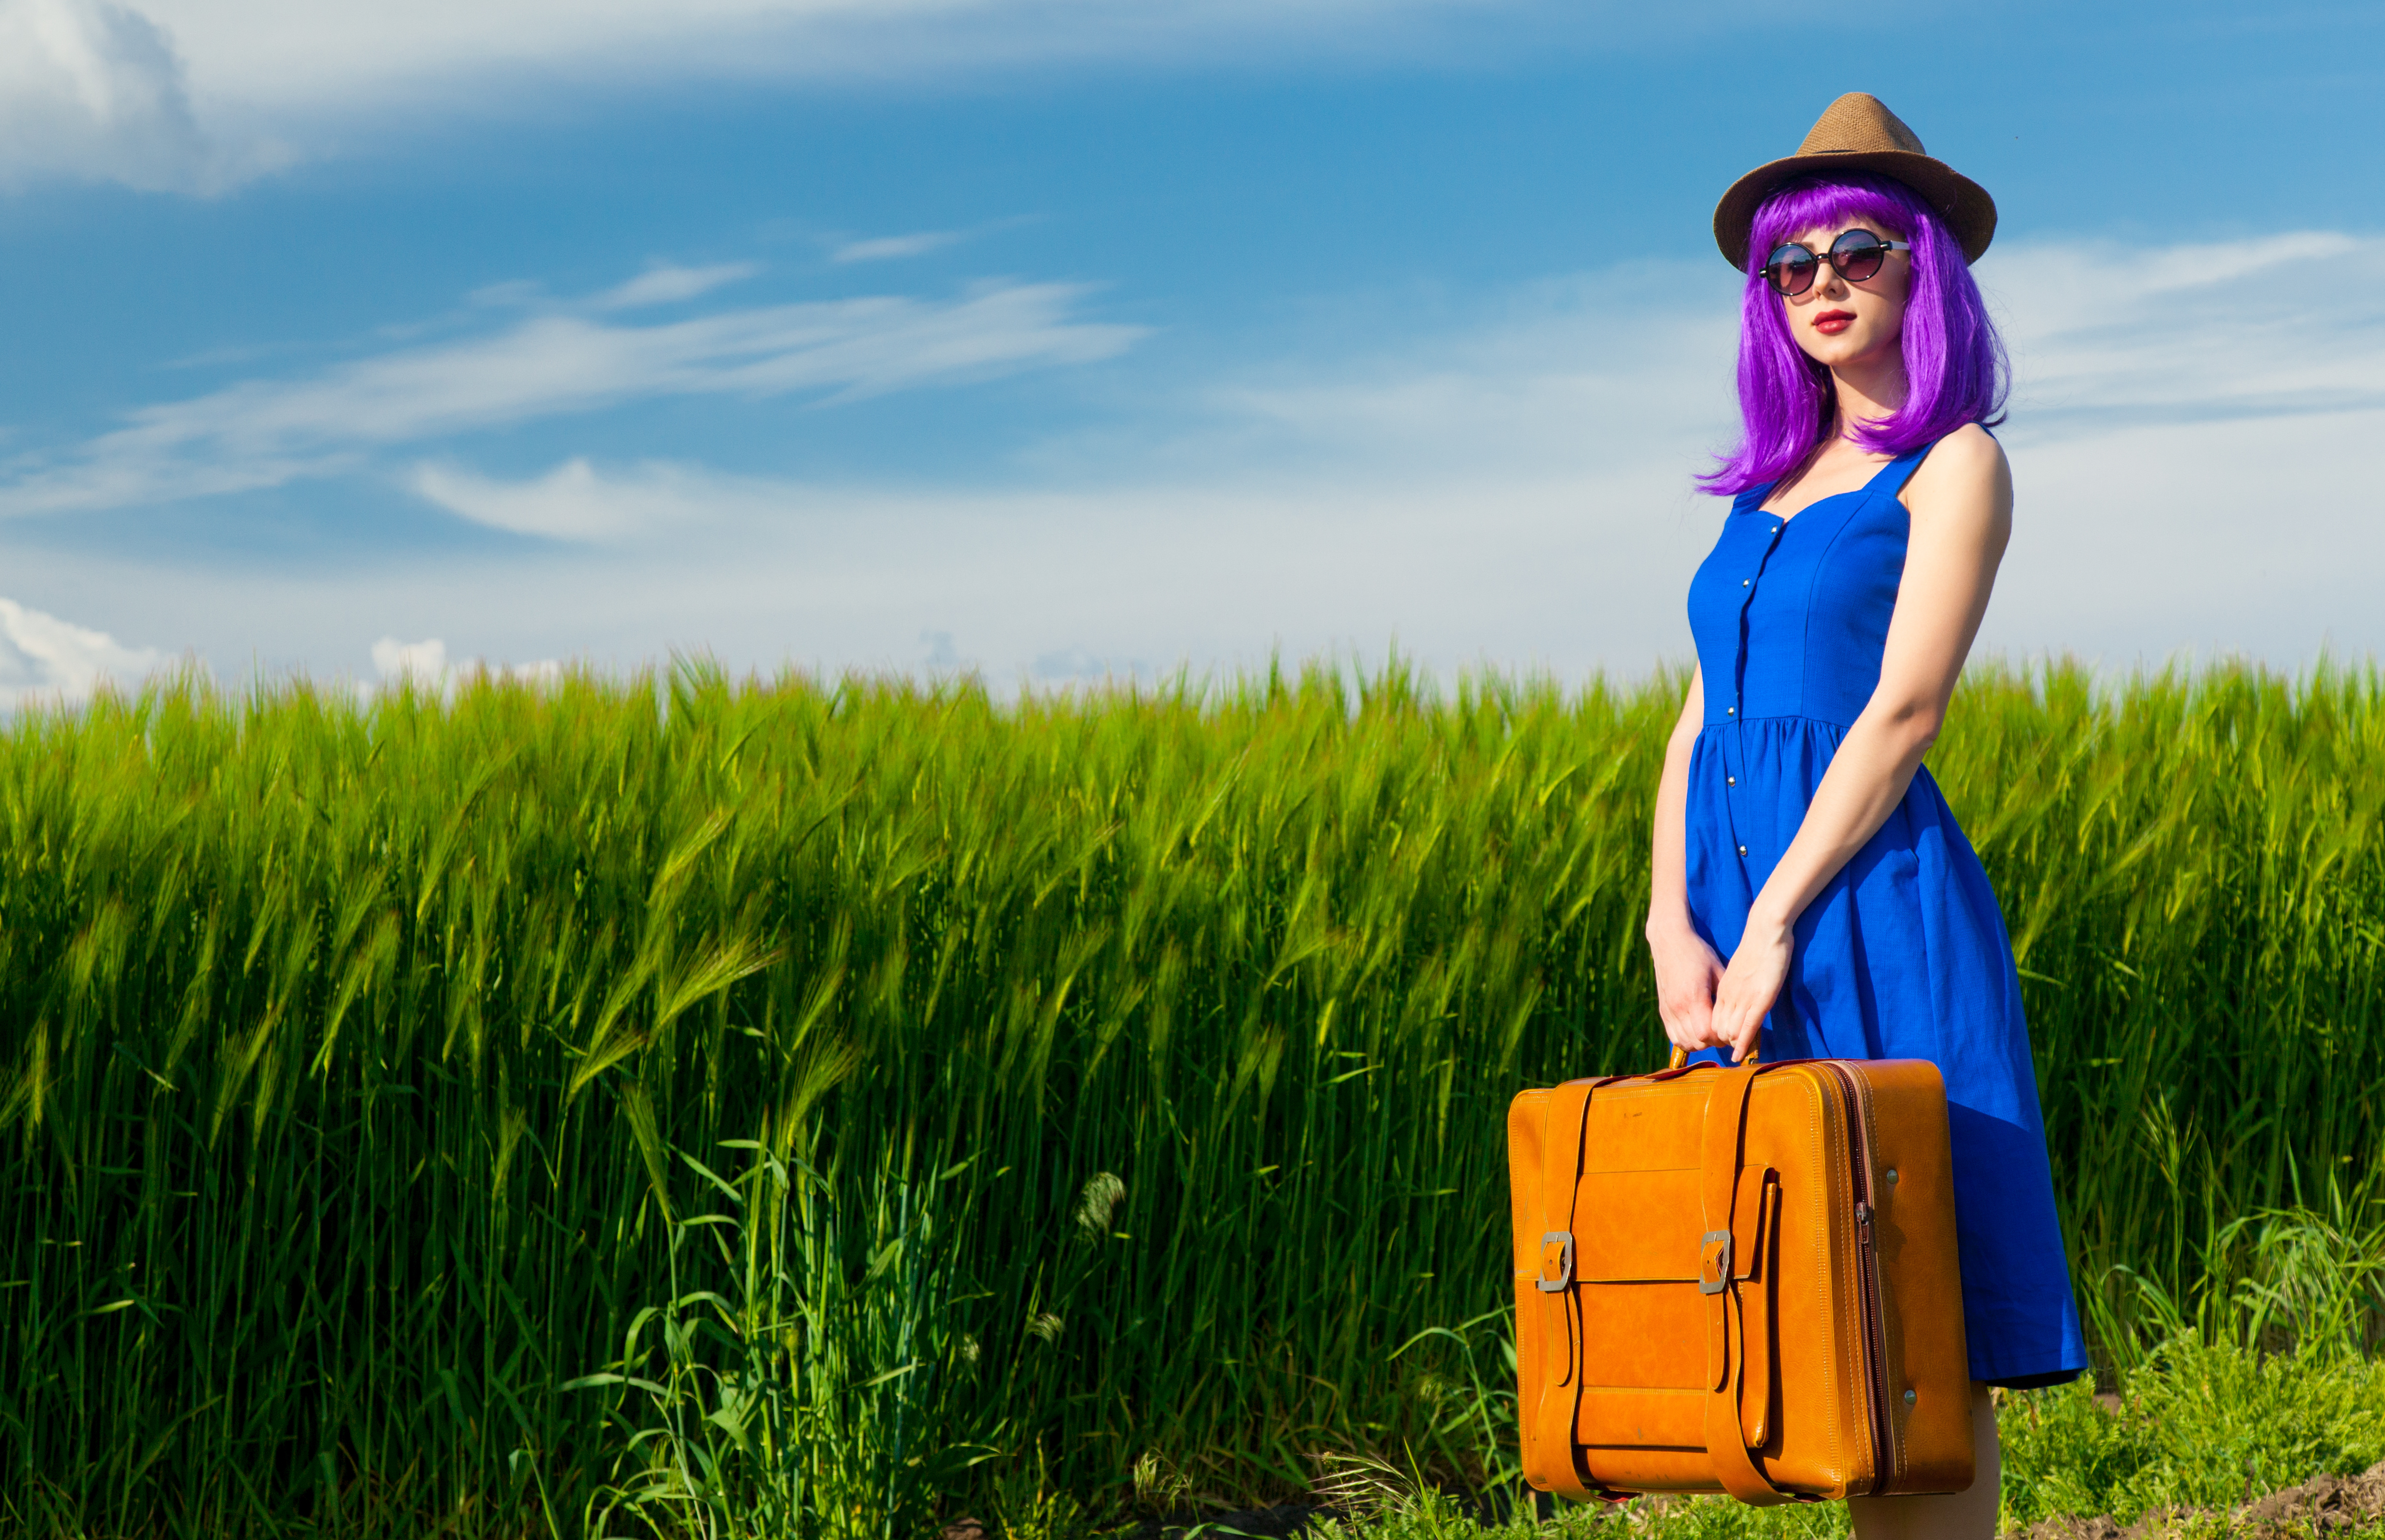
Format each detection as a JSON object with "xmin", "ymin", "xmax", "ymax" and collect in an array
[{"xmin": 1680, "ymin": 441, "xmax": 2087, "ymax": 1389}]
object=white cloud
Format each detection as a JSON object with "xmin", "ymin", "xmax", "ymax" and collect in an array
[
  {"xmin": 596, "ymin": 262, "xmax": 763, "ymax": 311},
  {"xmin": 362, "ymin": 227, "xmax": 2385, "ymax": 679},
  {"xmin": 1986, "ymin": 231, "xmax": 2385, "ymax": 435},
  {"xmin": 833, "ymin": 231, "xmax": 964, "ymax": 264},
  {"xmin": 372, "ymin": 635, "xmax": 561, "ymax": 692},
  {"xmin": 0, "ymin": 0, "xmax": 1756, "ymax": 189},
  {"xmin": 137, "ymin": 0, "xmax": 1617, "ymax": 113},
  {"xmin": 2122, "ymin": 232, "xmax": 2356, "ymax": 300},
  {"xmin": 411, "ymin": 457, "xmax": 790, "ymax": 541},
  {"xmin": 0, "ymin": 0, "xmax": 221, "ymax": 190},
  {"xmin": 3, "ymin": 227, "xmax": 2380, "ymax": 688},
  {"xmin": 0, "ymin": 277, "xmax": 1145, "ymax": 517},
  {"xmin": 0, "ymin": 596, "xmax": 160, "ymax": 708},
  {"xmin": 376, "ymin": 443, "xmax": 1722, "ymax": 684},
  {"xmin": 370, "ymin": 635, "xmax": 449, "ymax": 684}
]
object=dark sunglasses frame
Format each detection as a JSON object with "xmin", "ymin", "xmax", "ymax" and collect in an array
[{"xmin": 1762, "ymin": 230, "xmax": 1912, "ymax": 296}]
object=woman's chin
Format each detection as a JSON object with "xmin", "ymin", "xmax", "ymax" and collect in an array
[{"xmin": 1796, "ymin": 333, "xmax": 1895, "ymax": 372}]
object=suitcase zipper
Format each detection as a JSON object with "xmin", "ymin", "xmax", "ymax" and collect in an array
[{"xmin": 1822, "ymin": 1064, "xmax": 1896, "ymax": 1492}]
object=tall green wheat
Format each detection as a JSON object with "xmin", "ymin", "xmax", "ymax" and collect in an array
[{"xmin": 0, "ymin": 655, "xmax": 2378, "ymax": 1536}]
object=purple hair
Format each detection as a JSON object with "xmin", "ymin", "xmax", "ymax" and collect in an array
[{"xmin": 1700, "ymin": 172, "xmax": 2007, "ymax": 495}]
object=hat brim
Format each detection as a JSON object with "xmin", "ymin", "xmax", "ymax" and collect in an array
[{"xmin": 1712, "ymin": 150, "xmax": 1997, "ymax": 271}]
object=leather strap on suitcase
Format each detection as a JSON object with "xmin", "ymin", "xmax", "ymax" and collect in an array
[
  {"xmin": 1698, "ymin": 1065, "xmax": 1785, "ymax": 1506},
  {"xmin": 1529, "ymin": 1076, "xmax": 1611, "ymax": 1501}
]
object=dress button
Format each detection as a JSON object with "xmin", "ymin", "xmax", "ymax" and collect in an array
[
  {"xmin": 1772, "ymin": 525, "xmax": 1782, "ymax": 534},
  {"xmin": 1738, "ymin": 845, "xmax": 1748, "ymax": 857},
  {"xmin": 1727, "ymin": 707, "xmax": 1735, "ymax": 716},
  {"xmin": 1742, "ymin": 579, "xmax": 1750, "ymax": 587},
  {"xmin": 1727, "ymin": 776, "xmax": 1736, "ymax": 786}
]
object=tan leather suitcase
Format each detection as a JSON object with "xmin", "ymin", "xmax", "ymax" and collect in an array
[{"xmin": 1507, "ymin": 1054, "xmax": 1973, "ymax": 1505}]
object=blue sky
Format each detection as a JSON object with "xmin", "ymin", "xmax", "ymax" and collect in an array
[{"xmin": 0, "ymin": 0, "xmax": 2379, "ymax": 699}]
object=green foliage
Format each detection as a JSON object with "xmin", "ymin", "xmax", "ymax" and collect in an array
[
  {"xmin": 1312, "ymin": 1485, "xmax": 1599, "ymax": 1540},
  {"xmin": 567, "ymin": 1140, "xmax": 972, "ymax": 1540},
  {"xmin": 1999, "ymin": 1342, "xmax": 2385, "ymax": 1528},
  {"xmin": 0, "ymin": 655, "xmax": 2381, "ymax": 1535},
  {"xmin": 1608, "ymin": 1502, "xmax": 1848, "ymax": 1540},
  {"xmin": 1309, "ymin": 1488, "xmax": 1851, "ymax": 1540},
  {"xmin": 1319, "ymin": 1338, "xmax": 2385, "ymax": 1540}
]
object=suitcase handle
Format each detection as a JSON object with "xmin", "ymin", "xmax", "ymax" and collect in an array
[{"xmin": 1665, "ymin": 1045, "xmax": 1763, "ymax": 1072}]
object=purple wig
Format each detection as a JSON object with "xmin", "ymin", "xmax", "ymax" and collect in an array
[{"xmin": 1700, "ymin": 172, "xmax": 2007, "ymax": 496}]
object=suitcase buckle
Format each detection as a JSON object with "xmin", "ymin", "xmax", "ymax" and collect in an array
[
  {"xmin": 1536, "ymin": 1231, "xmax": 1574, "ymax": 1292},
  {"xmin": 1699, "ymin": 1229, "xmax": 1734, "ymax": 1295}
]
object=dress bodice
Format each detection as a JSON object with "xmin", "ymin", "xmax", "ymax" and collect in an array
[{"xmin": 1685, "ymin": 444, "xmax": 1932, "ymax": 729}]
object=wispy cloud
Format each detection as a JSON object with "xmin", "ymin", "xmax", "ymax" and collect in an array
[
  {"xmin": 142, "ymin": 0, "xmax": 1628, "ymax": 113},
  {"xmin": 11, "ymin": 0, "xmax": 1760, "ymax": 190},
  {"xmin": 0, "ymin": 0, "xmax": 227, "ymax": 191},
  {"xmin": 832, "ymin": 231, "xmax": 964, "ymax": 264},
  {"xmin": 4, "ymin": 228, "xmax": 2380, "ymax": 686},
  {"xmin": 369, "ymin": 228, "xmax": 2385, "ymax": 677},
  {"xmin": 410, "ymin": 457, "xmax": 797, "ymax": 542},
  {"xmin": 0, "ymin": 276, "xmax": 1145, "ymax": 517},
  {"xmin": 596, "ymin": 262, "xmax": 763, "ymax": 310},
  {"xmin": 1988, "ymin": 232, "xmax": 2385, "ymax": 436}
]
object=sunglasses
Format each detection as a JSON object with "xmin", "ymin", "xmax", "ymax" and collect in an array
[{"xmin": 1762, "ymin": 230, "xmax": 1912, "ymax": 296}]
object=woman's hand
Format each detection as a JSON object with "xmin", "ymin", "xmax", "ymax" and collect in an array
[
  {"xmin": 1709, "ymin": 909, "xmax": 1791, "ymax": 1063},
  {"xmin": 1648, "ymin": 918, "xmax": 1729, "ymax": 1055}
]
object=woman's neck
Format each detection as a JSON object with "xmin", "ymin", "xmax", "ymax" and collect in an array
[{"xmin": 1828, "ymin": 353, "xmax": 1909, "ymax": 439}]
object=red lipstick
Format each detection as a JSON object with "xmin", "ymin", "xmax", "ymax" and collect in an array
[{"xmin": 1812, "ymin": 309, "xmax": 1856, "ymax": 337}]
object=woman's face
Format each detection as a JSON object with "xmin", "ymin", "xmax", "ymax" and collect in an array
[{"xmin": 1775, "ymin": 220, "xmax": 1911, "ymax": 374}]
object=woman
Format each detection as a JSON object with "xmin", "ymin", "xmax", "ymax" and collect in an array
[{"xmin": 1647, "ymin": 95, "xmax": 2088, "ymax": 1539}]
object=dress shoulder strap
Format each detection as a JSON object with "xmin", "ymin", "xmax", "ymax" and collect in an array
[{"xmin": 1866, "ymin": 438, "xmax": 1941, "ymax": 500}]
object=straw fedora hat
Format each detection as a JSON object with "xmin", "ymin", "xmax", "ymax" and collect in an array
[{"xmin": 1712, "ymin": 93, "xmax": 1997, "ymax": 270}]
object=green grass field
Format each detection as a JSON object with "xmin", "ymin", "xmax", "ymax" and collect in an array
[
  {"xmin": 0, "ymin": 656, "xmax": 2380, "ymax": 1538},
  {"xmin": 1318, "ymin": 1332, "xmax": 2385, "ymax": 1540}
]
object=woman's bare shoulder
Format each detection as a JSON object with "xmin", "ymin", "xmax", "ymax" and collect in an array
[
  {"xmin": 1927, "ymin": 422, "xmax": 2006, "ymax": 475},
  {"xmin": 1902, "ymin": 423, "xmax": 2012, "ymax": 524}
]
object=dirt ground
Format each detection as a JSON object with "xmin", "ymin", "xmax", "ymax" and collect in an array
[{"xmin": 2014, "ymin": 1459, "xmax": 2385, "ymax": 1540}]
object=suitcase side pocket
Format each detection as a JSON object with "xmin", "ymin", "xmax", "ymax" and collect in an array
[
  {"xmin": 1856, "ymin": 1060, "xmax": 1975, "ymax": 1496},
  {"xmin": 1507, "ymin": 1090, "xmax": 1552, "ymax": 1489},
  {"xmin": 1515, "ymin": 1267, "xmax": 1547, "ymax": 1479}
]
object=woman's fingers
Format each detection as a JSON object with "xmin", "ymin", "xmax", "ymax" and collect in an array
[
  {"xmin": 1712, "ymin": 929, "xmax": 1790, "ymax": 1062},
  {"xmin": 1651, "ymin": 930, "xmax": 1727, "ymax": 1051},
  {"xmin": 1726, "ymin": 1009, "xmax": 1764, "ymax": 1064},
  {"xmin": 1707, "ymin": 992, "xmax": 1749, "ymax": 1060}
]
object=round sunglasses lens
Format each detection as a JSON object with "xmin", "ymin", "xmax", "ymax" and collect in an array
[
  {"xmin": 1765, "ymin": 246, "xmax": 1818, "ymax": 295},
  {"xmin": 1831, "ymin": 231, "xmax": 1889, "ymax": 283}
]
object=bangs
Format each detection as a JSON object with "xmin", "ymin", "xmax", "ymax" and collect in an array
[{"xmin": 1747, "ymin": 175, "xmax": 1928, "ymax": 270}]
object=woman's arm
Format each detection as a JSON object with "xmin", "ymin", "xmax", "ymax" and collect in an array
[
  {"xmin": 1706, "ymin": 426, "xmax": 2014, "ymax": 1062},
  {"xmin": 1648, "ymin": 666, "xmax": 1730, "ymax": 1054}
]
